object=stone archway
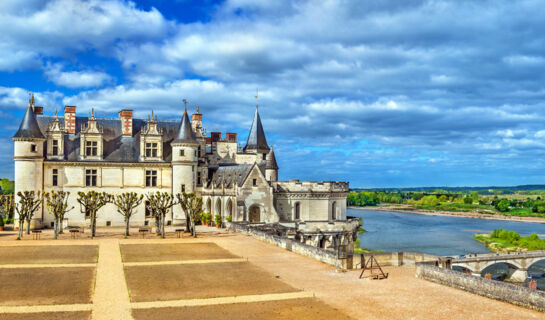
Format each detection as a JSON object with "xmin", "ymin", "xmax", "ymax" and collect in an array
[
  {"xmin": 206, "ymin": 198, "xmax": 211, "ymax": 213},
  {"xmin": 249, "ymin": 205, "xmax": 261, "ymax": 223},
  {"xmin": 226, "ymin": 199, "xmax": 233, "ymax": 220},
  {"xmin": 215, "ymin": 198, "xmax": 222, "ymax": 216}
]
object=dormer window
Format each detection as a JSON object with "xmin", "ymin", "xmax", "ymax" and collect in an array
[
  {"xmin": 85, "ymin": 141, "xmax": 98, "ymax": 156},
  {"xmin": 145, "ymin": 143, "xmax": 158, "ymax": 157},
  {"xmin": 52, "ymin": 140, "xmax": 59, "ymax": 155}
]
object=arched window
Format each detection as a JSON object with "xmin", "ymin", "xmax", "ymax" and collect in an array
[
  {"xmin": 331, "ymin": 201, "xmax": 337, "ymax": 220},
  {"xmin": 295, "ymin": 202, "xmax": 301, "ymax": 220}
]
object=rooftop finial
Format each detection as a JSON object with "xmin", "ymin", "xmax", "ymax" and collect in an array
[
  {"xmin": 28, "ymin": 92, "xmax": 35, "ymax": 108},
  {"xmin": 255, "ymin": 88, "xmax": 259, "ymax": 109},
  {"xmin": 183, "ymin": 99, "xmax": 187, "ymax": 115},
  {"xmin": 54, "ymin": 109, "xmax": 58, "ymax": 117},
  {"xmin": 151, "ymin": 110, "xmax": 154, "ymax": 121},
  {"xmin": 196, "ymin": 105, "xmax": 200, "ymax": 113}
]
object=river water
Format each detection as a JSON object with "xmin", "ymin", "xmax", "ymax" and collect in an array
[{"xmin": 348, "ymin": 208, "xmax": 545, "ymax": 289}]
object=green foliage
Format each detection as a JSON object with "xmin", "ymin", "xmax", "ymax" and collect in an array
[
  {"xmin": 177, "ymin": 193, "xmax": 204, "ymax": 237},
  {"xmin": 201, "ymin": 212, "xmax": 212, "ymax": 224},
  {"xmin": 495, "ymin": 199, "xmax": 510, "ymax": 212},
  {"xmin": 113, "ymin": 192, "xmax": 144, "ymax": 236},
  {"xmin": 463, "ymin": 196, "xmax": 473, "ymax": 204},
  {"xmin": 483, "ymin": 229, "xmax": 545, "ymax": 251},
  {"xmin": 226, "ymin": 215, "xmax": 232, "ymax": 222},
  {"xmin": 0, "ymin": 179, "xmax": 14, "ymax": 194},
  {"xmin": 214, "ymin": 214, "xmax": 222, "ymax": 226}
]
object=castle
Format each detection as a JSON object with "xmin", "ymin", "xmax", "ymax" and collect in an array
[{"xmin": 13, "ymin": 96, "xmax": 349, "ymax": 230}]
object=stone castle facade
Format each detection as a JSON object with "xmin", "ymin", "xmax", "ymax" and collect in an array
[{"xmin": 13, "ymin": 96, "xmax": 349, "ymax": 229}]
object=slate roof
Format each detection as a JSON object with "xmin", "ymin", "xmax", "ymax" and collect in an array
[
  {"xmin": 13, "ymin": 106, "xmax": 45, "ymax": 139},
  {"xmin": 207, "ymin": 162, "xmax": 267, "ymax": 188},
  {"xmin": 172, "ymin": 108, "xmax": 197, "ymax": 144},
  {"xmin": 266, "ymin": 147, "xmax": 278, "ymax": 170},
  {"xmin": 243, "ymin": 107, "xmax": 269, "ymax": 152},
  {"xmin": 34, "ymin": 115, "xmax": 182, "ymax": 162}
]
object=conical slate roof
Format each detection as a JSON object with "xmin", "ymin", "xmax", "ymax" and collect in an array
[
  {"xmin": 266, "ymin": 146, "xmax": 278, "ymax": 170},
  {"xmin": 172, "ymin": 107, "xmax": 196, "ymax": 144},
  {"xmin": 13, "ymin": 104, "xmax": 45, "ymax": 139},
  {"xmin": 244, "ymin": 107, "xmax": 269, "ymax": 152}
]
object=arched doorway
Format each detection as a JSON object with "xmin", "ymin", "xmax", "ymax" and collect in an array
[
  {"xmin": 294, "ymin": 202, "xmax": 300, "ymax": 220},
  {"xmin": 249, "ymin": 205, "xmax": 261, "ymax": 223},
  {"xmin": 206, "ymin": 198, "xmax": 211, "ymax": 213},
  {"xmin": 331, "ymin": 201, "xmax": 337, "ymax": 220},
  {"xmin": 227, "ymin": 199, "xmax": 233, "ymax": 220},
  {"xmin": 215, "ymin": 198, "xmax": 222, "ymax": 216}
]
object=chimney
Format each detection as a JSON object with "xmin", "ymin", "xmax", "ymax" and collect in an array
[
  {"xmin": 226, "ymin": 133, "xmax": 237, "ymax": 143},
  {"xmin": 64, "ymin": 106, "xmax": 76, "ymax": 134},
  {"xmin": 118, "ymin": 109, "xmax": 133, "ymax": 137},
  {"xmin": 33, "ymin": 106, "xmax": 43, "ymax": 115}
]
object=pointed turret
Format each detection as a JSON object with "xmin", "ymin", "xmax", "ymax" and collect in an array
[
  {"xmin": 266, "ymin": 146, "xmax": 278, "ymax": 170},
  {"xmin": 13, "ymin": 95, "xmax": 45, "ymax": 139},
  {"xmin": 173, "ymin": 106, "xmax": 196, "ymax": 144},
  {"xmin": 243, "ymin": 107, "xmax": 269, "ymax": 152}
]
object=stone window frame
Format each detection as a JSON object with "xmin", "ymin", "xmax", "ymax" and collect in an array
[
  {"xmin": 294, "ymin": 202, "xmax": 301, "ymax": 221},
  {"xmin": 85, "ymin": 168, "xmax": 98, "ymax": 187},
  {"xmin": 145, "ymin": 169, "xmax": 158, "ymax": 187},
  {"xmin": 30, "ymin": 144, "xmax": 37, "ymax": 153},
  {"xmin": 145, "ymin": 142, "xmax": 158, "ymax": 158},
  {"xmin": 52, "ymin": 168, "xmax": 58, "ymax": 187},
  {"xmin": 52, "ymin": 140, "xmax": 59, "ymax": 155},
  {"xmin": 85, "ymin": 141, "xmax": 98, "ymax": 156}
]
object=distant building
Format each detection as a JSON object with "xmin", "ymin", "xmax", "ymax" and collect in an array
[{"xmin": 13, "ymin": 95, "xmax": 348, "ymax": 229}]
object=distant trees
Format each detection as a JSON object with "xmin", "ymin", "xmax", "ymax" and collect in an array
[
  {"xmin": 113, "ymin": 192, "xmax": 143, "ymax": 237},
  {"xmin": 45, "ymin": 191, "xmax": 74, "ymax": 239},
  {"xmin": 14, "ymin": 191, "xmax": 43, "ymax": 240},
  {"xmin": 77, "ymin": 191, "xmax": 112, "ymax": 238}
]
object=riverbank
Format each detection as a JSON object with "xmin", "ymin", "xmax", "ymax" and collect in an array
[{"xmin": 349, "ymin": 205, "xmax": 545, "ymax": 224}]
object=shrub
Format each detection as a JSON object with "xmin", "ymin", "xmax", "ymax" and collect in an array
[
  {"xmin": 226, "ymin": 215, "xmax": 232, "ymax": 222},
  {"xmin": 495, "ymin": 199, "xmax": 510, "ymax": 212},
  {"xmin": 214, "ymin": 214, "xmax": 221, "ymax": 226}
]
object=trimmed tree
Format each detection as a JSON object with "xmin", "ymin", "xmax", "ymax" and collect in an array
[
  {"xmin": 177, "ymin": 192, "xmax": 203, "ymax": 238},
  {"xmin": 113, "ymin": 192, "xmax": 144, "ymax": 237},
  {"xmin": 15, "ymin": 191, "xmax": 43, "ymax": 240},
  {"xmin": 146, "ymin": 192, "xmax": 178, "ymax": 239},
  {"xmin": 77, "ymin": 191, "xmax": 112, "ymax": 238},
  {"xmin": 45, "ymin": 191, "xmax": 74, "ymax": 239},
  {"xmin": 0, "ymin": 194, "xmax": 14, "ymax": 224}
]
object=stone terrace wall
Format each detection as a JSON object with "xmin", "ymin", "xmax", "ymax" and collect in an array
[
  {"xmin": 231, "ymin": 223, "xmax": 344, "ymax": 268},
  {"xmin": 416, "ymin": 263, "xmax": 545, "ymax": 312},
  {"xmin": 353, "ymin": 251, "xmax": 440, "ymax": 268}
]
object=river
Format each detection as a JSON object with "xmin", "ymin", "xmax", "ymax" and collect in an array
[{"xmin": 348, "ymin": 208, "xmax": 545, "ymax": 289}]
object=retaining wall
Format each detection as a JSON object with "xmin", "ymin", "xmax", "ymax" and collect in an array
[
  {"xmin": 231, "ymin": 223, "xmax": 344, "ymax": 268},
  {"xmin": 353, "ymin": 251, "xmax": 440, "ymax": 268},
  {"xmin": 416, "ymin": 262, "xmax": 545, "ymax": 312}
]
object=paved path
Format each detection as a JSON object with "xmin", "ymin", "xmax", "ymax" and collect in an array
[{"xmin": 93, "ymin": 239, "xmax": 132, "ymax": 320}]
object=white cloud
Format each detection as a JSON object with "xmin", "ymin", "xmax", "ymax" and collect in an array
[{"xmin": 44, "ymin": 63, "xmax": 112, "ymax": 88}]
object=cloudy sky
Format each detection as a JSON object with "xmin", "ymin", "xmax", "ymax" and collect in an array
[{"xmin": 1, "ymin": 0, "xmax": 545, "ymax": 188}]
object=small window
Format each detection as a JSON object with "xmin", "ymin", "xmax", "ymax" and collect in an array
[
  {"xmin": 106, "ymin": 221, "xmax": 111, "ymax": 227},
  {"xmin": 145, "ymin": 170, "xmax": 157, "ymax": 187},
  {"xmin": 144, "ymin": 220, "xmax": 149, "ymax": 226},
  {"xmin": 180, "ymin": 149, "xmax": 185, "ymax": 156},
  {"xmin": 31, "ymin": 144, "xmax": 37, "ymax": 152},
  {"xmin": 167, "ymin": 220, "xmax": 172, "ymax": 226},
  {"xmin": 145, "ymin": 142, "xmax": 158, "ymax": 157},
  {"xmin": 194, "ymin": 150, "xmax": 197, "ymax": 157},
  {"xmin": 197, "ymin": 172, "xmax": 201, "ymax": 185},
  {"xmin": 295, "ymin": 202, "xmax": 300, "ymax": 220},
  {"xmin": 262, "ymin": 153, "xmax": 266, "ymax": 160},
  {"xmin": 85, "ymin": 169, "xmax": 97, "ymax": 187},
  {"xmin": 145, "ymin": 201, "xmax": 152, "ymax": 217},
  {"xmin": 52, "ymin": 140, "xmax": 58, "ymax": 155},
  {"xmin": 198, "ymin": 146, "xmax": 201, "ymax": 157},
  {"xmin": 85, "ymin": 141, "xmax": 98, "ymax": 156},
  {"xmin": 181, "ymin": 184, "xmax": 186, "ymax": 193},
  {"xmin": 252, "ymin": 179, "xmax": 257, "ymax": 186},
  {"xmin": 52, "ymin": 169, "xmax": 58, "ymax": 186}
]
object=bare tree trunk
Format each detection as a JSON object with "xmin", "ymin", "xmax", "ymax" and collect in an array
[
  {"xmin": 185, "ymin": 215, "xmax": 190, "ymax": 233},
  {"xmin": 17, "ymin": 220, "xmax": 24, "ymax": 240},
  {"xmin": 161, "ymin": 214, "xmax": 165, "ymax": 239},
  {"xmin": 125, "ymin": 218, "xmax": 130, "ymax": 237},
  {"xmin": 26, "ymin": 219, "xmax": 31, "ymax": 234},
  {"xmin": 91, "ymin": 211, "xmax": 96, "ymax": 238},
  {"xmin": 155, "ymin": 217, "xmax": 161, "ymax": 235},
  {"xmin": 59, "ymin": 217, "xmax": 64, "ymax": 234},
  {"xmin": 191, "ymin": 220, "xmax": 196, "ymax": 238},
  {"xmin": 54, "ymin": 218, "xmax": 58, "ymax": 240}
]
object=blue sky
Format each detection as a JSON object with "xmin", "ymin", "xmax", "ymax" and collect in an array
[{"xmin": 2, "ymin": 0, "xmax": 545, "ymax": 188}]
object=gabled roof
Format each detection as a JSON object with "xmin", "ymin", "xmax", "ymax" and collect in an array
[
  {"xmin": 13, "ymin": 105, "xmax": 45, "ymax": 139},
  {"xmin": 243, "ymin": 107, "xmax": 269, "ymax": 152},
  {"xmin": 172, "ymin": 107, "xmax": 196, "ymax": 144}
]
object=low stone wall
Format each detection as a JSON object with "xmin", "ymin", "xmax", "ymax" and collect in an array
[
  {"xmin": 353, "ymin": 251, "xmax": 439, "ymax": 268},
  {"xmin": 416, "ymin": 263, "xmax": 545, "ymax": 312},
  {"xmin": 231, "ymin": 223, "xmax": 344, "ymax": 268}
]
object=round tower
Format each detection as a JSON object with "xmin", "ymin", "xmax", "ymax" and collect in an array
[
  {"xmin": 265, "ymin": 146, "xmax": 279, "ymax": 182},
  {"xmin": 171, "ymin": 105, "xmax": 198, "ymax": 225},
  {"xmin": 13, "ymin": 95, "xmax": 46, "ymax": 230}
]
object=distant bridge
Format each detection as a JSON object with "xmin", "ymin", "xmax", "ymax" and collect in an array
[{"xmin": 451, "ymin": 251, "xmax": 545, "ymax": 282}]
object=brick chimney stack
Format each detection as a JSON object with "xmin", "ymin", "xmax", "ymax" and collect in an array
[
  {"xmin": 33, "ymin": 106, "xmax": 43, "ymax": 115},
  {"xmin": 64, "ymin": 106, "xmax": 76, "ymax": 134},
  {"xmin": 118, "ymin": 109, "xmax": 133, "ymax": 137}
]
